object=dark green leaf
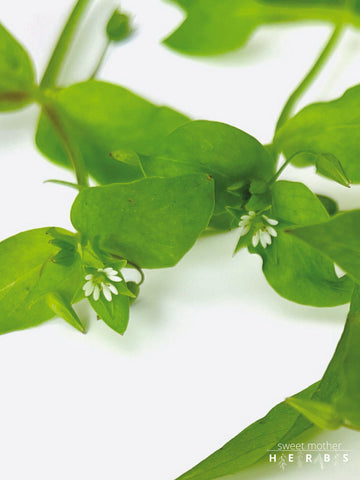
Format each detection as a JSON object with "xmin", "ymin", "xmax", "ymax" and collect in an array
[
  {"xmin": 275, "ymin": 85, "xmax": 360, "ymax": 183},
  {"xmin": 36, "ymin": 81, "xmax": 189, "ymax": 184},
  {"xmin": 126, "ymin": 281, "xmax": 140, "ymax": 304},
  {"xmin": 0, "ymin": 23, "xmax": 35, "ymax": 111},
  {"xmin": 290, "ymin": 209, "xmax": 360, "ymax": 285},
  {"xmin": 175, "ymin": 286, "xmax": 360, "ymax": 480},
  {"xmin": 251, "ymin": 181, "xmax": 353, "ymax": 306},
  {"xmin": 163, "ymin": 0, "xmax": 360, "ymax": 56},
  {"xmin": 285, "ymin": 397, "xmax": 342, "ymax": 430},
  {"xmin": 145, "ymin": 120, "xmax": 275, "ymax": 228},
  {"xmin": 316, "ymin": 194, "xmax": 338, "ymax": 216},
  {"xmin": 71, "ymin": 175, "xmax": 215, "ymax": 268},
  {"xmin": 0, "ymin": 228, "xmax": 82, "ymax": 335},
  {"xmin": 90, "ymin": 293, "xmax": 129, "ymax": 335}
]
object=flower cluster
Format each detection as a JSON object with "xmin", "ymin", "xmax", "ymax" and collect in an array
[
  {"xmin": 83, "ymin": 267, "xmax": 122, "ymax": 302},
  {"xmin": 238, "ymin": 211, "xmax": 278, "ymax": 249}
]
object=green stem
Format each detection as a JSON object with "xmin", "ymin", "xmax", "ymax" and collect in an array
[
  {"xmin": 40, "ymin": 0, "xmax": 92, "ymax": 89},
  {"xmin": 89, "ymin": 40, "xmax": 111, "ymax": 79},
  {"xmin": 43, "ymin": 105, "xmax": 89, "ymax": 187},
  {"xmin": 275, "ymin": 24, "xmax": 344, "ymax": 133},
  {"xmin": 267, "ymin": 152, "xmax": 302, "ymax": 185}
]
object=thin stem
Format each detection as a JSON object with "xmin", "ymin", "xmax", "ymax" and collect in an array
[
  {"xmin": 40, "ymin": 0, "xmax": 91, "ymax": 89},
  {"xmin": 89, "ymin": 40, "xmax": 111, "ymax": 79},
  {"xmin": 275, "ymin": 24, "xmax": 344, "ymax": 133},
  {"xmin": 268, "ymin": 152, "xmax": 303, "ymax": 186},
  {"xmin": 44, "ymin": 179, "xmax": 83, "ymax": 191},
  {"xmin": 126, "ymin": 261, "xmax": 145, "ymax": 286},
  {"xmin": 43, "ymin": 105, "xmax": 89, "ymax": 187}
]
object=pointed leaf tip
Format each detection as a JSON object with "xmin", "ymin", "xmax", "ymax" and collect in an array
[
  {"xmin": 47, "ymin": 292, "xmax": 86, "ymax": 334},
  {"xmin": 286, "ymin": 397, "xmax": 342, "ymax": 430}
]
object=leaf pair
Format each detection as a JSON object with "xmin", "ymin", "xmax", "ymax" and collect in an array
[
  {"xmin": 163, "ymin": 0, "xmax": 360, "ymax": 56},
  {"xmin": 0, "ymin": 175, "xmax": 214, "ymax": 336},
  {"xmin": 175, "ymin": 286, "xmax": 360, "ymax": 480},
  {"xmin": 0, "ymin": 228, "xmax": 83, "ymax": 335},
  {"xmin": 245, "ymin": 180, "xmax": 353, "ymax": 306}
]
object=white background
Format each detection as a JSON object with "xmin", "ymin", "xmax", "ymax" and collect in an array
[{"xmin": 1, "ymin": 1, "xmax": 360, "ymax": 479}]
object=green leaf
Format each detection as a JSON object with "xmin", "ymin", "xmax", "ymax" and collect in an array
[
  {"xmin": 35, "ymin": 81, "xmax": 189, "ymax": 184},
  {"xmin": 163, "ymin": 0, "xmax": 360, "ymax": 56},
  {"xmin": 90, "ymin": 293, "xmax": 129, "ymax": 335},
  {"xmin": 175, "ymin": 383, "xmax": 320, "ymax": 480},
  {"xmin": 275, "ymin": 85, "xmax": 360, "ymax": 183},
  {"xmin": 0, "ymin": 23, "xmax": 35, "ymax": 111},
  {"xmin": 0, "ymin": 228, "xmax": 82, "ymax": 335},
  {"xmin": 316, "ymin": 194, "xmax": 338, "ymax": 216},
  {"xmin": 106, "ymin": 9, "xmax": 132, "ymax": 42},
  {"xmin": 290, "ymin": 209, "xmax": 360, "ymax": 286},
  {"xmin": 175, "ymin": 286, "xmax": 360, "ymax": 480},
  {"xmin": 144, "ymin": 120, "xmax": 275, "ymax": 228},
  {"xmin": 251, "ymin": 181, "xmax": 353, "ymax": 306},
  {"xmin": 285, "ymin": 397, "xmax": 342, "ymax": 430},
  {"xmin": 47, "ymin": 292, "xmax": 86, "ymax": 333},
  {"xmin": 109, "ymin": 149, "xmax": 142, "ymax": 167},
  {"xmin": 126, "ymin": 281, "xmax": 140, "ymax": 304},
  {"xmin": 315, "ymin": 153, "xmax": 350, "ymax": 187},
  {"xmin": 71, "ymin": 175, "xmax": 215, "ymax": 269}
]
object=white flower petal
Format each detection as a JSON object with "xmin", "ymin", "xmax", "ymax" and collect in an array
[
  {"xmin": 102, "ymin": 284, "xmax": 112, "ymax": 302},
  {"xmin": 104, "ymin": 267, "xmax": 118, "ymax": 276},
  {"xmin": 93, "ymin": 285, "xmax": 100, "ymax": 301},
  {"xmin": 85, "ymin": 274, "xmax": 93, "ymax": 281},
  {"xmin": 260, "ymin": 231, "xmax": 272, "ymax": 248},
  {"xmin": 248, "ymin": 211, "xmax": 256, "ymax": 217},
  {"xmin": 252, "ymin": 230, "xmax": 260, "ymax": 247},
  {"xmin": 83, "ymin": 281, "xmax": 95, "ymax": 296},
  {"xmin": 267, "ymin": 226, "xmax": 278, "ymax": 237},
  {"xmin": 108, "ymin": 283, "xmax": 119, "ymax": 295},
  {"xmin": 108, "ymin": 275, "xmax": 122, "ymax": 282},
  {"xmin": 238, "ymin": 224, "xmax": 250, "ymax": 237},
  {"xmin": 263, "ymin": 215, "xmax": 278, "ymax": 226}
]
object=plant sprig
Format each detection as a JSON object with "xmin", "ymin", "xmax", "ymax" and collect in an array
[{"xmin": 1, "ymin": 1, "xmax": 360, "ymax": 479}]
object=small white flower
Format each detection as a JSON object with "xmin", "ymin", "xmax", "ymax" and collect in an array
[
  {"xmin": 238, "ymin": 210, "xmax": 278, "ymax": 249},
  {"xmin": 82, "ymin": 267, "xmax": 122, "ymax": 302},
  {"xmin": 238, "ymin": 211, "xmax": 255, "ymax": 237},
  {"xmin": 252, "ymin": 225, "xmax": 277, "ymax": 248}
]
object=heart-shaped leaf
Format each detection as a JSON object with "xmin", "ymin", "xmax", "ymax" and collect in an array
[
  {"xmin": 275, "ymin": 85, "xmax": 360, "ymax": 183},
  {"xmin": 71, "ymin": 175, "xmax": 215, "ymax": 268},
  {"xmin": 145, "ymin": 120, "xmax": 275, "ymax": 229},
  {"xmin": 250, "ymin": 181, "xmax": 353, "ymax": 306},
  {"xmin": 289, "ymin": 209, "xmax": 360, "ymax": 285},
  {"xmin": 36, "ymin": 81, "xmax": 189, "ymax": 184}
]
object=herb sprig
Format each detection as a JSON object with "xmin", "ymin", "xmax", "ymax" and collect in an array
[{"xmin": 1, "ymin": 1, "xmax": 360, "ymax": 479}]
